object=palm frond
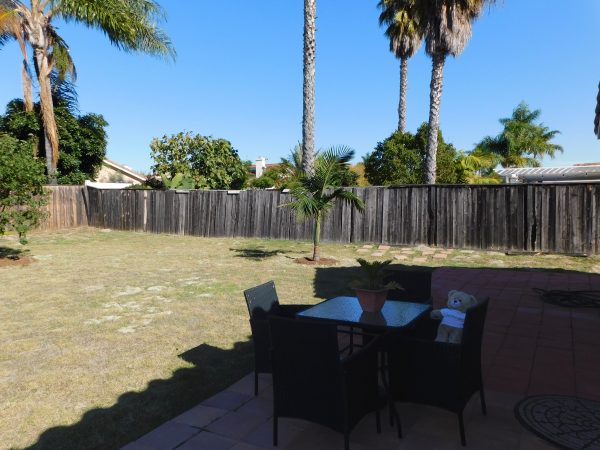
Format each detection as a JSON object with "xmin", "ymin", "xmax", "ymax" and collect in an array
[
  {"xmin": 324, "ymin": 188, "xmax": 365, "ymax": 212},
  {"xmin": 52, "ymin": 0, "xmax": 175, "ymax": 60},
  {"xmin": 47, "ymin": 26, "xmax": 77, "ymax": 83},
  {"xmin": 281, "ymin": 185, "xmax": 321, "ymax": 220}
]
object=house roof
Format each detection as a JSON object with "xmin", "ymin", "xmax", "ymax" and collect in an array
[
  {"xmin": 497, "ymin": 166, "xmax": 600, "ymax": 182},
  {"xmin": 102, "ymin": 159, "xmax": 146, "ymax": 183}
]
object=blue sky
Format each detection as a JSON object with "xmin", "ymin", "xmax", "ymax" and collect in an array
[{"xmin": 1, "ymin": 0, "xmax": 599, "ymax": 173}]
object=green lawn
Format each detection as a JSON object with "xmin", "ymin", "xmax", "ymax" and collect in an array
[{"xmin": 1, "ymin": 229, "xmax": 598, "ymax": 450}]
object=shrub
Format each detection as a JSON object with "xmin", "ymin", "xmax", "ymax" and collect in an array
[
  {"xmin": 150, "ymin": 132, "xmax": 248, "ymax": 190},
  {"xmin": 363, "ymin": 123, "xmax": 462, "ymax": 185},
  {"xmin": 0, "ymin": 135, "xmax": 48, "ymax": 242}
]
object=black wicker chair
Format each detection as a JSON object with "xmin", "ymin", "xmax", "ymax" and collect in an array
[
  {"xmin": 383, "ymin": 265, "xmax": 434, "ymax": 303},
  {"xmin": 386, "ymin": 297, "xmax": 489, "ymax": 446},
  {"xmin": 268, "ymin": 316, "xmax": 386, "ymax": 450},
  {"xmin": 243, "ymin": 281, "xmax": 310, "ymax": 395}
]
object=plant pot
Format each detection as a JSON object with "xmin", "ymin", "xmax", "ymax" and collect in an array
[{"xmin": 353, "ymin": 288, "xmax": 388, "ymax": 313}]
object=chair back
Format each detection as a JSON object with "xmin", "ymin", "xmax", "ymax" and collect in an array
[
  {"xmin": 269, "ymin": 317, "xmax": 344, "ymax": 430},
  {"xmin": 244, "ymin": 281, "xmax": 280, "ymax": 319},
  {"xmin": 460, "ymin": 297, "xmax": 489, "ymax": 379},
  {"xmin": 384, "ymin": 266, "xmax": 434, "ymax": 303}
]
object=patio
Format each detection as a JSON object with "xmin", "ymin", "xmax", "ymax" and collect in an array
[{"xmin": 123, "ymin": 267, "xmax": 600, "ymax": 449}]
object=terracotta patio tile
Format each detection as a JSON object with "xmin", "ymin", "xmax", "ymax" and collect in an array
[
  {"xmin": 242, "ymin": 417, "xmax": 304, "ymax": 449},
  {"xmin": 205, "ymin": 411, "xmax": 266, "ymax": 440},
  {"xmin": 177, "ymin": 431, "xmax": 238, "ymax": 450},
  {"xmin": 486, "ymin": 376, "xmax": 529, "ymax": 395},
  {"xmin": 536, "ymin": 337, "xmax": 573, "ymax": 350},
  {"xmin": 533, "ymin": 347, "xmax": 574, "ymax": 366},
  {"xmin": 230, "ymin": 444, "xmax": 262, "ymax": 450},
  {"xmin": 119, "ymin": 442, "xmax": 155, "ymax": 450},
  {"xmin": 171, "ymin": 404, "xmax": 227, "ymax": 428},
  {"xmin": 135, "ymin": 421, "xmax": 199, "ymax": 450},
  {"xmin": 509, "ymin": 324, "xmax": 540, "ymax": 338},
  {"xmin": 201, "ymin": 390, "xmax": 252, "ymax": 411},
  {"xmin": 235, "ymin": 395, "xmax": 273, "ymax": 420}
]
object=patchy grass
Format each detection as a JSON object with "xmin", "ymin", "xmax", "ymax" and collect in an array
[{"xmin": 1, "ymin": 229, "xmax": 599, "ymax": 450}]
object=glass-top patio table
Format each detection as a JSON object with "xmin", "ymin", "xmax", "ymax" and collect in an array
[{"xmin": 296, "ymin": 296, "xmax": 432, "ymax": 330}]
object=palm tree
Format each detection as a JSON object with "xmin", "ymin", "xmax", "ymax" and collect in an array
[
  {"xmin": 415, "ymin": 0, "xmax": 496, "ymax": 184},
  {"xmin": 0, "ymin": 2, "xmax": 33, "ymax": 112},
  {"xmin": 284, "ymin": 146, "xmax": 364, "ymax": 262},
  {"xmin": 302, "ymin": 0, "xmax": 317, "ymax": 176},
  {"xmin": 477, "ymin": 102, "xmax": 563, "ymax": 168},
  {"xmin": 378, "ymin": 0, "xmax": 422, "ymax": 132},
  {"xmin": 456, "ymin": 149, "xmax": 500, "ymax": 183},
  {"xmin": 5, "ymin": 0, "xmax": 174, "ymax": 184}
]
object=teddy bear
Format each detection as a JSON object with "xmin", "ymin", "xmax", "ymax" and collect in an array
[{"xmin": 430, "ymin": 290, "xmax": 478, "ymax": 344}]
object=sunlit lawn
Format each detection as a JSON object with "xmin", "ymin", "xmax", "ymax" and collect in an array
[{"xmin": 1, "ymin": 228, "xmax": 599, "ymax": 450}]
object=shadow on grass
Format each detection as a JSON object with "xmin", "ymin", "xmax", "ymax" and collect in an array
[
  {"xmin": 0, "ymin": 246, "xmax": 24, "ymax": 259},
  {"xmin": 24, "ymin": 339, "xmax": 253, "ymax": 450},
  {"xmin": 230, "ymin": 247, "xmax": 289, "ymax": 261}
]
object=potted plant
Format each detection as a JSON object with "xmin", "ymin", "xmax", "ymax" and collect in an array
[{"xmin": 351, "ymin": 258, "xmax": 402, "ymax": 313}]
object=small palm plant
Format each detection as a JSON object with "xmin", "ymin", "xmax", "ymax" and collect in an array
[
  {"xmin": 283, "ymin": 146, "xmax": 364, "ymax": 262},
  {"xmin": 352, "ymin": 258, "xmax": 402, "ymax": 313},
  {"xmin": 354, "ymin": 258, "xmax": 398, "ymax": 290}
]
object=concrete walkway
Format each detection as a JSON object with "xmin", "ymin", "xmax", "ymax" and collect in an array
[{"xmin": 122, "ymin": 267, "xmax": 600, "ymax": 449}]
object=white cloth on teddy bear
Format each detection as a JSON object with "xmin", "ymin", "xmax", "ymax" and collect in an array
[{"xmin": 440, "ymin": 308, "xmax": 466, "ymax": 328}]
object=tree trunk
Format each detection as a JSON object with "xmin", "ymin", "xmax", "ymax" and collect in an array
[
  {"xmin": 22, "ymin": 61, "xmax": 34, "ymax": 113},
  {"xmin": 14, "ymin": 27, "xmax": 34, "ymax": 112},
  {"xmin": 302, "ymin": 0, "xmax": 316, "ymax": 176},
  {"xmin": 312, "ymin": 213, "xmax": 321, "ymax": 262},
  {"xmin": 34, "ymin": 47, "xmax": 60, "ymax": 184},
  {"xmin": 424, "ymin": 53, "xmax": 446, "ymax": 185},
  {"xmin": 398, "ymin": 57, "xmax": 408, "ymax": 132}
]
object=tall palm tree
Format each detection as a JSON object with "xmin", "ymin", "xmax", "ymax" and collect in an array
[
  {"xmin": 477, "ymin": 102, "xmax": 563, "ymax": 168},
  {"xmin": 378, "ymin": 0, "xmax": 422, "ymax": 132},
  {"xmin": 0, "ymin": 2, "xmax": 33, "ymax": 112},
  {"xmin": 302, "ymin": 0, "xmax": 316, "ymax": 176},
  {"xmin": 284, "ymin": 146, "xmax": 364, "ymax": 262},
  {"xmin": 416, "ymin": 0, "xmax": 496, "ymax": 184},
  {"xmin": 5, "ymin": 0, "xmax": 174, "ymax": 184}
]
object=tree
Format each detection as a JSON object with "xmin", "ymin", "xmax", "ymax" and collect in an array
[
  {"xmin": 476, "ymin": 102, "xmax": 563, "ymax": 168},
  {"xmin": 0, "ymin": 2, "xmax": 34, "ymax": 112},
  {"xmin": 378, "ymin": 0, "xmax": 422, "ymax": 131},
  {"xmin": 302, "ymin": 0, "xmax": 317, "ymax": 175},
  {"xmin": 455, "ymin": 149, "xmax": 500, "ymax": 184},
  {"xmin": 0, "ymin": 98, "xmax": 108, "ymax": 184},
  {"xmin": 363, "ymin": 123, "xmax": 462, "ymax": 185},
  {"xmin": 3, "ymin": 0, "xmax": 174, "ymax": 184},
  {"xmin": 284, "ymin": 146, "xmax": 364, "ymax": 262},
  {"xmin": 411, "ymin": 0, "xmax": 496, "ymax": 184},
  {"xmin": 0, "ymin": 134, "xmax": 47, "ymax": 243},
  {"xmin": 150, "ymin": 132, "xmax": 248, "ymax": 190},
  {"xmin": 251, "ymin": 143, "xmax": 359, "ymax": 189}
]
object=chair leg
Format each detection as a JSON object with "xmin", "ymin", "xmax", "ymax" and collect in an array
[
  {"xmin": 344, "ymin": 431, "xmax": 350, "ymax": 450},
  {"xmin": 375, "ymin": 408, "xmax": 381, "ymax": 434},
  {"xmin": 480, "ymin": 388, "xmax": 487, "ymax": 416},
  {"xmin": 389, "ymin": 402, "xmax": 402, "ymax": 438},
  {"xmin": 254, "ymin": 371, "xmax": 259, "ymax": 396},
  {"xmin": 457, "ymin": 412, "xmax": 466, "ymax": 446},
  {"xmin": 273, "ymin": 414, "xmax": 278, "ymax": 446}
]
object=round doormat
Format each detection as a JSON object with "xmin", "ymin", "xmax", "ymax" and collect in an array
[{"xmin": 515, "ymin": 396, "xmax": 600, "ymax": 450}]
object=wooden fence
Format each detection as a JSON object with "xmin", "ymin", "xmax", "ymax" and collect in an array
[
  {"xmin": 85, "ymin": 184, "xmax": 600, "ymax": 255},
  {"xmin": 37, "ymin": 186, "xmax": 89, "ymax": 230}
]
